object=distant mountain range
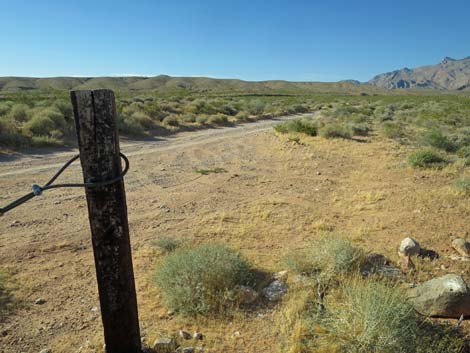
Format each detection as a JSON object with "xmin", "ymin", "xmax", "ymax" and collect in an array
[
  {"xmin": 1, "ymin": 57, "xmax": 469, "ymax": 93},
  {"xmin": 369, "ymin": 57, "xmax": 470, "ymax": 90}
]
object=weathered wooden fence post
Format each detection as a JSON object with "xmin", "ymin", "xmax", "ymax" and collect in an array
[{"xmin": 71, "ymin": 89, "xmax": 141, "ymax": 353}]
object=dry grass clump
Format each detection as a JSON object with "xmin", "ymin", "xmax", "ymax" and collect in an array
[
  {"xmin": 279, "ymin": 276, "xmax": 467, "ymax": 353},
  {"xmin": 154, "ymin": 243, "xmax": 255, "ymax": 316},
  {"xmin": 279, "ymin": 233, "xmax": 468, "ymax": 353},
  {"xmin": 285, "ymin": 234, "xmax": 365, "ymax": 280},
  {"xmin": 0, "ymin": 271, "xmax": 14, "ymax": 321}
]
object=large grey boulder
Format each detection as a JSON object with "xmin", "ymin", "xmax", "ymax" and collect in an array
[{"xmin": 408, "ymin": 274, "xmax": 470, "ymax": 318}]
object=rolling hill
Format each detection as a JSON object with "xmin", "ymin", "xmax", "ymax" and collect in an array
[{"xmin": 0, "ymin": 75, "xmax": 378, "ymax": 95}]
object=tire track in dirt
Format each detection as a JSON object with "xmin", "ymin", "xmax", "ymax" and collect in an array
[{"xmin": 0, "ymin": 114, "xmax": 312, "ymax": 178}]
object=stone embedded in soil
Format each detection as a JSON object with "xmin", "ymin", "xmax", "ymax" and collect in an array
[
  {"xmin": 35, "ymin": 298, "xmax": 46, "ymax": 305},
  {"xmin": 451, "ymin": 238, "xmax": 470, "ymax": 257},
  {"xmin": 273, "ymin": 270, "xmax": 289, "ymax": 281},
  {"xmin": 262, "ymin": 280, "xmax": 288, "ymax": 301},
  {"xmin": 179, "ymin": 330, "xmax": 192, "ymax": 340},
  {"xmin": 193, "ymin": 332, "xmax": 203, "ymax": 340},
  {"xmin": 153, "ymin": 337, "xmax": 178, "ymax": 353},
  {"xmin": 39, "ymin": 349, "xmax": 52, "ymax": 353},
  {"xmin": 399, "ymin": 237, "xmax": 421, "ymax": 256},
  {"xmin": 362, "ymin": 253, "xmax": 402, "ymax": 278},
  {"xmin": 408, "ymin": 274, "xmax": 470, "ymax": 318},
  {"xmin": 397, "ymin": 254, "xmax": 415, "ymax": 272}
]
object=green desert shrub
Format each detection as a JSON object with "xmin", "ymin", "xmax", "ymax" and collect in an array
[
  {"xmin": 207, "ymin": 113, "xmax": 229, "ymax": 125},
  {"xmin": 286, "ymin": 104, "xmax": 309, "ymax": 114},
  {"xmin": 453, "ymin": 178, "xmax": 470, "ymax": 195},
  {"xmin": 234, "ymin": 111, "xmax": 250, "ymax": 121},
  {"xmin": 195, "ymin": 114, "xmax": 210, "ymax": 125},
  {"xmin": 319, "ymin": 123, "xmax": 351, "ymax": 139},
  {"xmin": 23, "ymin": 115, "xmax": 55, "ymax": 136},
  {"xmin": 457, "ymin": 146, "xmax": 470, "ymax": 158},
  {"xmin": 222, "ymin": 104, "xmax": 238, "ymax": 116},
  {"xmin": 53, "ymin": 100, "xmax": 73, "ymax": 120},
  {"xmin": 285, "ymin": 234, "xmax": 365, "ymax": 278},
  {"xmin": 246, "ymin": 99, "xmax": 265, "ymax": 115},
  {"xmin": 154, "ymin": 236, "xmax": 183, "ymax": 253},
  {"xmin": 154, "ymin": 243, "xmax": 255, "ymax": 315},
  {"xmin": 118, "ymin": 114, "xmax": 146, "ymax": 136},
  {"xmin": 274, "ymin": 119, "xmax": 317, "ymax": 136},
  {"xmin": 408, "ymin": 149, "xmax": 447, "ymax": 168},
  {"xmin": 162, "ymin": 115, "xmax": 180, "ymax": 127},
  {"xmin": 348, "ymin": 122, "xmax": 370, "ymax": 136},
  {"xmin": 130, "ymin": 112, "xmax": 155, "ymax": 129},
  {"xmin": 381, "ymin": 121, "xmax": 404, "ymax": 139},
  {"xmin": 180, "ymin": 113, "xmax": 196, "ymax": 123},
  {"xmin": 421, "ymin": 128, "xmax": 457, "ymax": 152},
  {"xmin": 0, "ymin": 118, "xmax": 28, "ymax": 148},
  {"xmin": 8, "ymin": 104, "xmax": 29, "ymax": 122},
  {"xmin": 31, "ymin": 135, "xmax": 62, "ymax": 147}
]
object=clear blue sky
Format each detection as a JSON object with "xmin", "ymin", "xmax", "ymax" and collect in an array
[{"xmin": 1, "ymin": 0, "xmax": 469, "ymax": 82}]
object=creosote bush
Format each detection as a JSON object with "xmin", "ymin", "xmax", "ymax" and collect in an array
[
  {"xmin": 154, "ymin": 243, "xmax": 255, "ymax": 315},
  {"xmin": 408, "ymin": 149, "xmax": 447, "ymax": 168},
  {"xmin": 453, "ymin": 178, "xmax": 470, "ymax": 196},
  {"xmin": 421, "ymin": 128, "xmax": 456, "ymax": 152},
  {"xmin": 318, "ymin": 123, "xmax": 351, "ymax": 139},
  {"xmin": 153, "ymin": 236, "xmax": 183, "ymax": 253},
  {"xmin": 274, "ymin": 118, "xmax": 317, "ymax": 136}
]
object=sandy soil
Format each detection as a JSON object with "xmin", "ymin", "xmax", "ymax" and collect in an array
[{"xmin": 1, "ymin": 114, "xmax": 469, "ymax": 353}]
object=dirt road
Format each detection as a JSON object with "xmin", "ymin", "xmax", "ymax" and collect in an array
[{"xmin": 0, "ymin": 114, "xmax": 309, "ymax": 178}]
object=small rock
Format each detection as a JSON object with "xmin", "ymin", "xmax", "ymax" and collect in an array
[
  {"xmin": 408, "ymin": 274, "xmax": 470, "ymax": 318},
  {"xmin": 273, "ymin": 270, "xmax": 289, "ymax": 281},
  {"xmin": 399, "ymin": 237, "xmax": 421, "ymax": 256},
  {"xmin": 362, "ymin": 253, "xmax": 402, "ymax": 278},
  {"xmin": 451, "ymin": 238, "xmax": 470, "ymax": 258},
  {"xmin": 39, "ymin": 349, "xmax": 52, "ymax": 353},
  {"xmin": 450, "ymin": 254, "xmax": 470, "ymax": 262},
  {"xmin": 236, "ymin": 285, "xmax": 258, "ymax": 304},
  {"xmin": 35, "ymin": 298, "xmax": 46, "ymax": 305},
  {"xmin": 398, "ymin": 254, "xmax": 415, "ymax": 272},
  {"xmin": 179, "ymin": 330, "xmax": 192, "ymax": 340},
  {"xmin": 91, "ymin": 306, "xmax": 98, "ymax": 312},
  {"xmin": 262, "ymin": 280, "xmax": 288, "ymax": 301},
  {"xmin": 152, "ymin": 337, "xmax": 178, "ymax": 353},
  {"xmin": 10, "ymin": 220, "xmax": 21, "ymax": 227},
  {"xmin": 231, "ymin": 331, "xmax": 241, "ymax": 339},
  {"xmin": 181, "ymin": 348, "xmax": 194, "ymax": 353},
  {"xmin": 193, "ymin": 332, "xmax": 203, "ymax": 340}
]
